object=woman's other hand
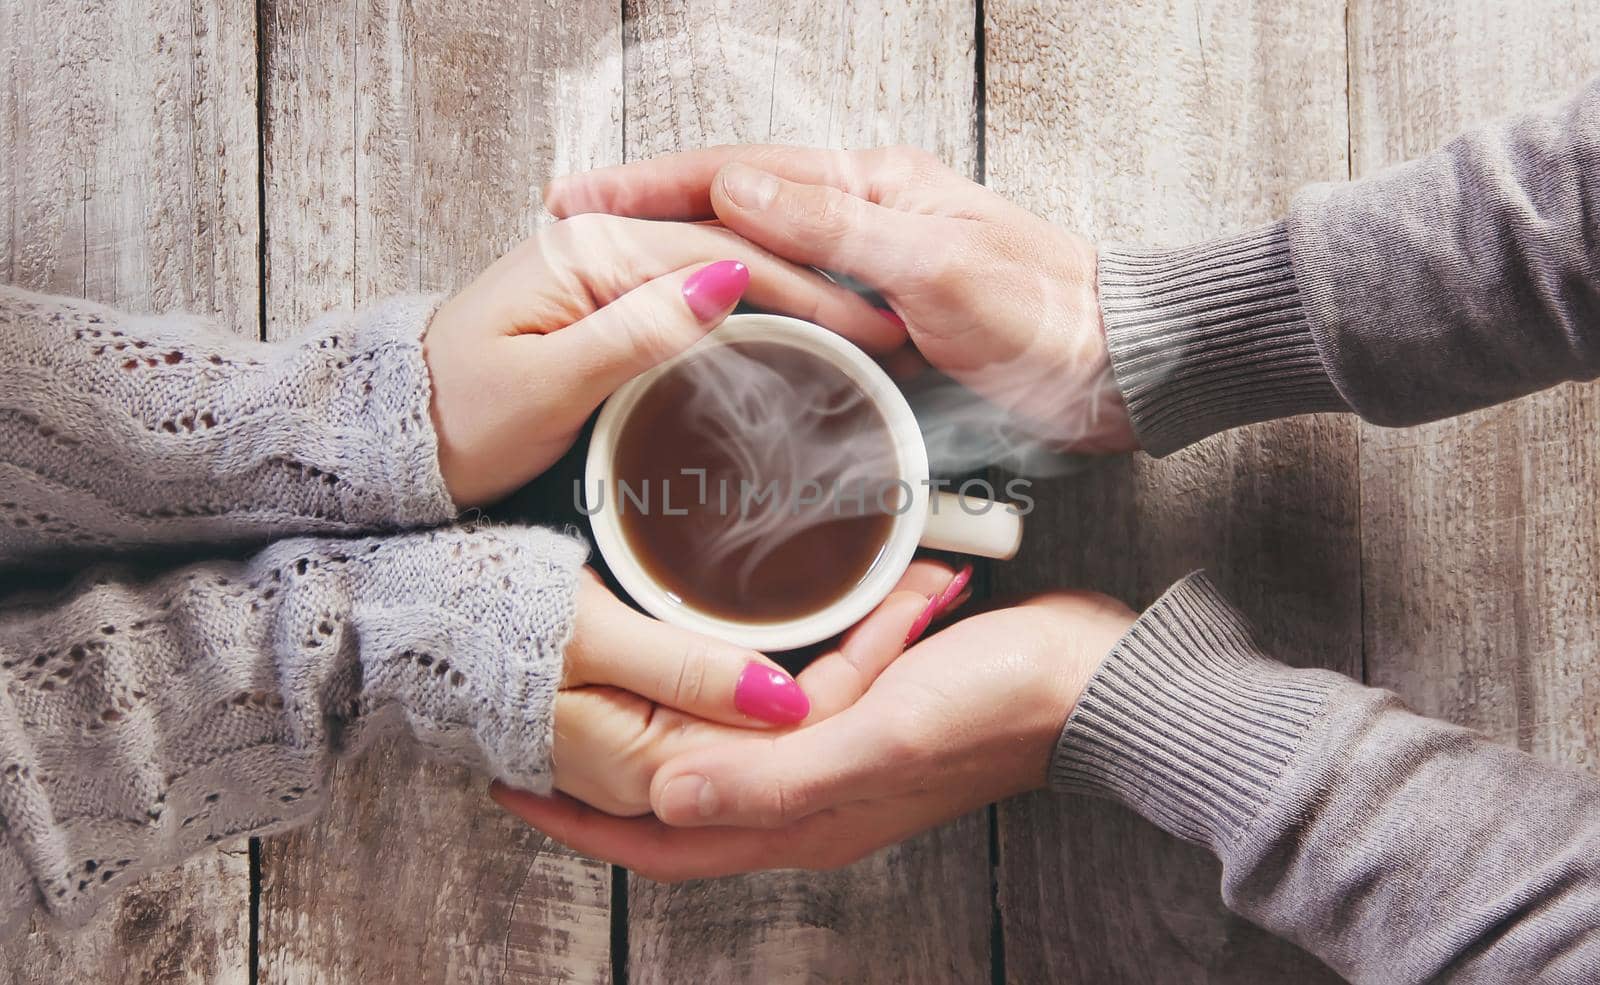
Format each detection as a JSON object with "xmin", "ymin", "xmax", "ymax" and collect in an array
[
  {"xmin": 523, "ymin": 560, "xmax": 963, "ymax": 818},
  {"xmin": 545, "ymin": 146, "xmax": 1137, "ymax": 454},
  {"xmin": 495, "ymin": 588, "xmax": 1135, "ymax": 879},
  {"xmin": 425, "ymin": 216, "xmax": 898, "ymax": 507}
]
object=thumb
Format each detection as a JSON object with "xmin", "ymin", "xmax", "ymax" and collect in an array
[
  {"xmin": 568, "ymin": 573, "xmax": 810, "ymax": 728},
  {"xmin": 541, "ymin": 258, "xmax": 749, "ymax": 408},
  {"xmin": 710, "ymin": 163, "xmax": 922, "ymax": 285},
  {"xmin": 649, "ymin": 704, "xmax": 903, "ymax": 829}
]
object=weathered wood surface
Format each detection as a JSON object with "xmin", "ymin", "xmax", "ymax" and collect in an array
[
  {"xmin": 255, "ymin": 2, "xmax": 619, "ymax": 982},
  {"xmin": 984, "ymin": 1, "xmax": 1358, "ymax": 982},
  {"xmin": 620, "ymin": 3, "xmax": 994, "ymax": 983},
  {"xmin": 0, "ymin": 1, "xmax": 257, "ymax": 982},
  {"xmin": 1350, "ymin": 3, "xmax": 1600, "ymax": 774},
  {"xmin": 5, "ymin": 1, "xmax": 1600, "ymax": 982}
]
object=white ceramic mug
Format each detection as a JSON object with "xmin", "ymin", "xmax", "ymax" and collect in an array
[{"xmin": 585, "ymin": 313, "xmax": 1023, "ymax": 650}]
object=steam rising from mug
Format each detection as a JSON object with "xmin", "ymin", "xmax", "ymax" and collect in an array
[
  {"xmin": 668, "ymin": 344, "xmax": 897, "ymax": 590},
  {"xmin": 657, "ymin": 329, "xmax": 1123, "ymax": 598}
]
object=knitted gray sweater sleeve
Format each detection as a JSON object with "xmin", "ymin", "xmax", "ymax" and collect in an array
[
  {"xmin": 1060, "ymin": 79, "xmax": 1600, "ymax": 981},
  {"xmin": 0, "ymin": 285, "xmax": 456, "ymax": 563},
  {"xmin": 1098, "ymin": 75, "xmax": 1600, "ymax": 454},
  {"xmin": 0, "ymin": 524, "xmax": 586, "ymax": 943},
  {"xmin": 0, "ymin": 288, "xmax": 588, "ymax": 939},
  {"xmin": 1053, "ymin": 575, "xmax": 1600, "ymax": 983}
]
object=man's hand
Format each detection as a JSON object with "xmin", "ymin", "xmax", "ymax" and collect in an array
[
  {"xmin": 545, "ymin": 145, "xmax": 1137, "ymax": 453},
  {"xmin": 495, "ymin": 590, "xmax": 1135, "ymax": 881}
]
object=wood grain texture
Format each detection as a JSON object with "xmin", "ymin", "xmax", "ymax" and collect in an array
[
  {"xmin": 619, "ymin": 3, "xmax": 991, "ymax": 983},
  {"xmin": 9, "ymin": 3, "xmax": 1591, "ymax": 982},
  {"xmin": 255, "ymin": 2, "xmax": 620, "ymax": 982},
  {"xmin": 1349, "ymin": 5, "xmax": 1600, "ymax": 764},
  {"xmin": 0, "ymin": 0, "xmax": 260, "ymax": 319},
  {"xmin": 984, "ymin": 1, "xmax": 1357, "ymax": 982},
  {"xmin": 624, "ymin": 0, "xmax": 978, "ymax": 161},
  {"xmin": 629, "ymin": 821, "xmax": 990, "ymax": 985},
  {"xmin": 0, "ymin": 1, "xmax": 257, "ymax": 982}
]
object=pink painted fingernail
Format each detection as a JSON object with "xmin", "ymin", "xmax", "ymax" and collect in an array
[
  {"xmin": 905, "ymin": 564, "xmax": 976, "ymax": 647},
  {"xmin": 879, "ymin": 307, "xmax": 905, "ymax": 328},
  {"xmin": 658, "ymin": 774, "xmax": 719, "ymax": 821},
  {"xmin": 734, "ymin": 662, "xmax": 810, "ymax": 724},
  {"xmin": 933, "ymin": 564, "xmax": 975, "ymax": 616},
  {"xmin": 682, "ymin": 260, "xmax": 750, "ymax": 321},
  {"xmin": 905, "ymin": 594, "xmax": 941, "ymax": 646}
]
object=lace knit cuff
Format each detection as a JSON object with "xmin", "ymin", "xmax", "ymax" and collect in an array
[
  {"xmin": 346, "ymin": 525, "xmax": 589, "ymax": 792},
  {"xmin": 313, "ymin": 294, "xmax": 458, "ymax": 528},
  {"xmin": 0, "ymin": 524, "xmax": 585, "ymax": 936},
  {"xmin": 0, "ymin": 288, "xmax": 456, "ymax": 563},
  {"xmin": 0, "ymin": 828, "xmax": 29, "ymax": 944}
]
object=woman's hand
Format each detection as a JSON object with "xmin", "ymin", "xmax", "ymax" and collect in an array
[
  {"xmin": 544, "ymin": 146, "xmax": 1136, "ymax": 453},
  {"xmin": 526, "ymin": 560, "xmax": 966, "ymax": 818},
  {"xmin": 425, "ymin": 216, "xmax": 900, "ymax": 506},
  {"xmin": 495, "ymin": 589, "xmax": 1136, "ymax": 880}
]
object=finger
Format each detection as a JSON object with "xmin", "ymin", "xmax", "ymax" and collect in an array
[
  {"xmin": 648, "ymin": 702, "xmax": 903, "ymax": 829},
  {"xmin": 892, "ymin": 557, "xmax": 965, "ymax": 598},
  {"xmin": 541, "ymin": 216, "xmax": 903, "ymax": 352},
  {"xmin": 709, "ymin": 163, "xmax": 935, "ymax": 287},
  {"xmin": 539, "ymin": 259, "xmax": 746, "ymax": 410},
  {"xmin": 546, "ymin": 145, "xmax": 874, "ymax": 220},
  {"xmin": 797, "ymin": 559, "xmax": 958, "ymax": 716},
  {"xmin": 921, "ymin": 563, "xmax": 975, "ymax": 633},
  {"xmin": 566, "ymin": 575, "xmax": 810, "ymax": 727},
  {"xmin": 792, "ymin": 590, "xmax": 926, "ymax": 718},
  {"xmin": 492, "ymin": 782, "xmax": 983, "ymax": 881},
  {"xmin": 881, "ymin": 341, "xmax": 931, "ymax": 382},
  {"xmin": 545, "ymin": 144, "xmax": 982, "ymax": 221},
  {"xmin": 555, "ymin": 687, "xmax": 772, "ymax": 816},
  {"xmin": 489, "ymin": 784, "xmax": 787, "ymax": 881},
  {"xmin": 551, "ymin": 687, "xmax": 657, "ymax": 817}
]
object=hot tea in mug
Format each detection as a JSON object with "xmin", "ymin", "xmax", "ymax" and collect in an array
[
  {"xmin": 586, "ymin": 314, "xmax": 1022, "ymax": 651},
  {"xmin": 609, "ymin": 340, "xmax": 899, "ymax": 623}
]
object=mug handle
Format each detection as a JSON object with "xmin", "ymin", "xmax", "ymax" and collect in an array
[{"xmin": 919, "ymin": 491, "xmax": 1023, "ymax": 560}]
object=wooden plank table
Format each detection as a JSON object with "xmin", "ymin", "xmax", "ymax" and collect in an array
[{"xmin": 2, "ymin": 1, "xmax": 1597, "ymax": 982}]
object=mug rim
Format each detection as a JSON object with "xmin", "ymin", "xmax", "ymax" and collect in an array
[{"xmin": 584, "ymin": 312, "xmax": 930, "ymax": 651}]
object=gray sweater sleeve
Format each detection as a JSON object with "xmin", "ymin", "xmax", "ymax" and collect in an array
[
  {"xmin": 0, "ymin": 524, "xmax": 586, "ymax": 942},
  {"xmin": 0, "ymin": 286, "xmax": 456, "ymax": 563},
  {"xmin": 1099, "ymin": 76, "xmax": 1600, "ymax": 454},
  {"xmin": 1053, "ymin": 574, "xmax": 1600, "ymax": 984}
]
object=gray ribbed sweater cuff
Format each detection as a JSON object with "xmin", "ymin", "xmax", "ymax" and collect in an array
[
  {"xmin": 1050, "ymin": 572, "xmax": 1342, "ymax": 852},
  {"xmin": 1098, "ymin": 222, "xmax": 1351, "ymax": 456}
]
